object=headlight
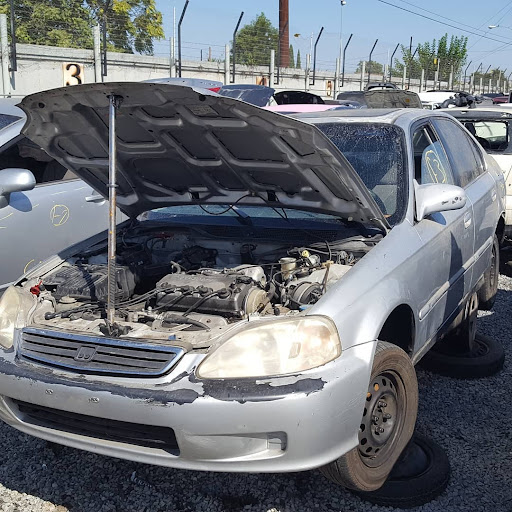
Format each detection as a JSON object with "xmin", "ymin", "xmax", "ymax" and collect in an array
[
  {"xmin": 197, "ymin": 316, "xmax": 341, "ymax": 379},
  {"xmin": 0, "ymin": 286, "xmax": 34, "ymax": 349}
]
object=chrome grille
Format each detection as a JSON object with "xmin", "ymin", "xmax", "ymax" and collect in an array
[{"xmin": 18, "ymin": 328, "xmax": 184, "ymax": 377}]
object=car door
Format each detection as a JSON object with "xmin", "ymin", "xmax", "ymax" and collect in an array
[
  {"xmin": 0, "ymin": 131, "xmax": 111, "ymax": 292},
  {"xmin": 432, "ymin": 117, "xmax": 498, "ymax": 291},
  {"xmin": 411, "ymin": 122, "xmax": 475, "ymax": 341}
]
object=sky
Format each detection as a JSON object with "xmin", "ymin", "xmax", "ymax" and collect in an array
[{"xmin": 152, "ymin": 0, "xmax": 512, "ymax": 75}]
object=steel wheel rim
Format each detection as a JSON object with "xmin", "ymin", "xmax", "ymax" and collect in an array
[
  {"xmin": 358, "ymin": 371, "xmax": 404, "ymax": 468},
  {"xmin": 489, "ymin": 243, "xmax": 497, "ymax": 291}
]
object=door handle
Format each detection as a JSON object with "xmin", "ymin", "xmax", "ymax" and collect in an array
[
  {"xmin": 491, "ymin": 190, "xmax": 497, "ymax": 202},
  {"xmin": 464, "ymin": 212, "xmax": 472, "ymax": 229},
  {"xmin": 85, "ymin": 194, "xmax": 104, "ymax": 203}
]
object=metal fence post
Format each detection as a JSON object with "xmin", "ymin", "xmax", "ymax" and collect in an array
[
  {"xmin": 0, "ymin": 14, "xmax": 10, "ymax": 96},
  {"xmin": 231, "ymin": 11, "xmax": 244, "ymax": 84},
  {"xmin": 224, "ymin": 44, "xmax": 230, "ymax": 85},
  {"xmin": 311, "ymin": 27, "xmax": 324, "ymax": 86},
  {"xmin": 8, "ymin": 0, "xmax": 16, "ymax": 73},
  {"xmin": 360, "ymin": 61, "xmax": 365, "ymax": 91},
  {"xmin": 93, "ymin": 25, "xmax": 102, "ymax": 82},
  {"xmin": 367, "ymin": 39, "xmax": 378, "ymax": 84},
  {"xmin": 402, "ymin": 66, "xmax": 406, "ymax": 89},
  {"xmin": 177, "ymin": 0, "xmax": 189, "ymax": 78},
  {"xmin": 420, "ymin": 68, "xmax": 424, "ymax": 91},
  {"xmin": 341, "ymin": 33, "xmax": 353, "ymax": 87},
  {"xmin": 388, "ymin": 43, "xmax": 399, "ymax": 83},
  {"xmin": 305, "ymin": 53, "xmax": 311, "ymax": 91},
  {"xmin": 270, "ymin": 49, "xmax": 275, "ymax": 86},
  {"xmin": 334, "ymin": 57, "xmax": 340, "ymax": 97},
  {"xmin": 170, "ymin": 37, "xmax": 176, "ymax": 77}
]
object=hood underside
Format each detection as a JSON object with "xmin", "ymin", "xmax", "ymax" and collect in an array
[{"xmin": 19, "ymin": 82, "xmax": 387, "ymax": 227}]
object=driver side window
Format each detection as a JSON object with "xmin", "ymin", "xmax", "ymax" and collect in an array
[
  {"xmin": 0, "ymin": 136, "xmax": 76, "ymax": 184},
  {"xmin": 412, "ymin": 125, "xmax": 454, "ymax": 185}
]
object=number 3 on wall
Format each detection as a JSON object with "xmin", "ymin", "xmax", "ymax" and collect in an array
[{"xmin": 63, "ymin": 63, "xmax": 84, "ymax": 86}]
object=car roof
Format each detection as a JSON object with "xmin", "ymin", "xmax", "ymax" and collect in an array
[
  {"xmin": 291, "ymin": 107, "xmax": 441, "ymax": 125},
  {"xmin": 440, "ymin": 107, "xmax": 512, "ymax": 118}
]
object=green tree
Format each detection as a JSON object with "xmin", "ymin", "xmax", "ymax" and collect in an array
[
  {"xmin": 356, "ymin": 60, "xmax": 384, "ymax": 75},
  {"xmin": 88, "ymin": 0, "xmax": 164, "ymax": 54},
  {"xmin": 394, "ymin": 33, "xmax": 468, "ymax": 82},
  {"xmin": 289, "ymin": 43, "xmax": 295, "ymax": 68},
  {"xmin": 296, "ymin": 49, "xmax": 301, "ymax": 68},
  {"xmin": 234, "ymin": 13, "xmax": 278, "ymax": 66},
  {"xmin": 0, "ymin": 0, "xmax": 94, "ymax": 48},
  {"xmin": 0, "ymin": 0, "xmax": 164, "ymax": 54}
]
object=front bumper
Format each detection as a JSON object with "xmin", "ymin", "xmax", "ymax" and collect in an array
[{"xmin": 0, "ymin": 336, "xmax": 376, "ymax": 473}]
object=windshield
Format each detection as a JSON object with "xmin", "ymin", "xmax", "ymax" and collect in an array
[
  {"xmin": 217, "ymin": 86, "xmax": 275, "ymax": 107},
  {"xmin": 315, "ymin": 122, "xmax": 407, "ymax": 225},
  {"xmin": 0, "ymin": 113, "xmax": 21, "ymax": 130},
  {"xmin": 143, "ymin": 205, "xmax": 345, "ymax": 224}
]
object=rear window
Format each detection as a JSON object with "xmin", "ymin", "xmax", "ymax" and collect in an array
[{"xmin": 315, "ymin": 123, "xmax": 407, "ymax": 225}]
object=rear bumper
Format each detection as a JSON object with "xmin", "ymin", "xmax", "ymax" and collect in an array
[{"xmin": 0, "ymin": 339, "xmax": 376, "ymax": 473}]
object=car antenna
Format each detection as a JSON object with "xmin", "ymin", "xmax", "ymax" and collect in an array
[{"xmin": 104, "ymin": 93, "xmax": 123, "ymax": 337}]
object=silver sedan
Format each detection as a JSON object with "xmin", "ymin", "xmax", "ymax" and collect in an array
[{"xmin": 0, "ymin": 83, "xmax": 504, "ymax": 492}]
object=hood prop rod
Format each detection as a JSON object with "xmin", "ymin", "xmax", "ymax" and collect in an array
[{"xmin": 105, "ymin": 94, "xmax": 123, "ymax": 336}]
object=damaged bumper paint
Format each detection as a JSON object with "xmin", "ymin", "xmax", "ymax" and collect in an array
[{"xmin": 0, "ymin": 334, "xmax": 375, "ymax": 472}]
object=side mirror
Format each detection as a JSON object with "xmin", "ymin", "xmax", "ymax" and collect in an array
[
  {"xmin": 414, "ymin": 180, "xmax": 467, "ymax": 222},
  {"xmin": 0, "ymin": 168, "xmax": 36, "ymax": 209}
]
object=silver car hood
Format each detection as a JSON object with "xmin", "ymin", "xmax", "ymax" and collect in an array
[{"xmin": 19, "ymin": 82, "xmax": 387, "ymax": 227}]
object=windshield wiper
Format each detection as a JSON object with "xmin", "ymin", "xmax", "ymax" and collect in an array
[{"xmin": 231, "ymin": 205, "xmax": 253, "ymax": 226}]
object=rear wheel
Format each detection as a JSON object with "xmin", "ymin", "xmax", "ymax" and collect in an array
[
  {"xmin": 420, "ymin": 292, "xmax": 504, "ymax": 378},
  {"xmin": 478, "ymin": 234, "xmax": 499, "ymax": 310},
  {"xmin": 420, "ymin": 333, "xmax": 504, "ymax": 379},
  {"xmin": 320, "ymin": 342, "xmax": 418, "ymax": 492}
]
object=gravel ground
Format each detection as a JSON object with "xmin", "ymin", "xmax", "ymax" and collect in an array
[{"xmin": 0, "ymin": 279, "xmax": 511, "ymax": 512}]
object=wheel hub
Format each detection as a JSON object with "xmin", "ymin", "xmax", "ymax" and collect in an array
[{"xmin": 359, "ymin": 374, "xmax": 399, "ymax": 460}]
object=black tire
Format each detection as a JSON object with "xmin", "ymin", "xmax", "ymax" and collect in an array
[
  {"xmin": 419, "ymin": 333, "xmax": 505, "ymax": 379},
  {"xmin": 352, "ymin": 432, "xmax": 450, "ymax": 509},
  {"xmin": 320, "ymin": 342, "xmax": 418, "ymax": 492},
  {"xmin": 478, "ymin": 235, "xmax": 499, "ymax": 310}
]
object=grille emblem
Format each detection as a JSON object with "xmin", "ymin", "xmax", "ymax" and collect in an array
[{"xmin": 74, "ymin": 346, "xmax": 97, "ymax": 362}]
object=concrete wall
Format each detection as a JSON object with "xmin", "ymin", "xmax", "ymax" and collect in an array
[{"xmin": 1, "ymin": 42, "xmax": 454, "ymax": 99}]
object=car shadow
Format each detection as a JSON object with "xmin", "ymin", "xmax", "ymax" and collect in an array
[
  {"xmin": 9, "ymin": 192, "xmax": 34, "ymax": 213},
  {"xmin": 0, "ymin": 425, "xmax": 367, "ymax": 512}
]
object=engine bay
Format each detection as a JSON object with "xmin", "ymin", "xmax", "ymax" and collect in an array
[{"xmin": 28, "ymin": 223, "xmax": 381, "ymax": 344}]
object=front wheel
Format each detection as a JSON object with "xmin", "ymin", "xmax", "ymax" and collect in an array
[{"xmin": 320, "ymin": 341, "xmax": 418, "ymax": 492}]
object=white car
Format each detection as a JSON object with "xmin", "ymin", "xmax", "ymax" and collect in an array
[{"xmin": 444, "ymin": 107, "xmax": 512, "ymax": 237}]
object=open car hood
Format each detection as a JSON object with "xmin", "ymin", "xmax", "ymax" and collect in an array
[{"xmin": 19, "ymin": 82, "xmax": 388, "ymax": 228}]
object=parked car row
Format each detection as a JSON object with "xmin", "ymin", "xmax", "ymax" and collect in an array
[{"xmin": 0, "ymin": 80, "xmax": 505, "ymax": 495}]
